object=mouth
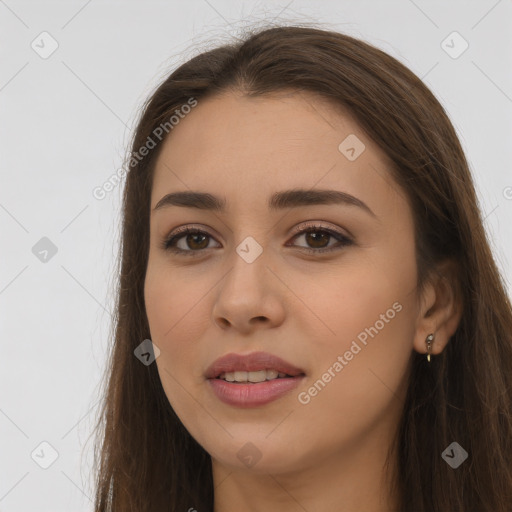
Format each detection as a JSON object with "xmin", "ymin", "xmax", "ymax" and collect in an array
[
  {"xmin": 205, "ymin": 351, "xmax": 306, "ymax": 407},
  {"xmin": 215, "ymin": 369, "xmax": 303, "ymax": 383},
  {"xmin": 205, "ymin": 351, "xmax": 306, "ymax": 380}
]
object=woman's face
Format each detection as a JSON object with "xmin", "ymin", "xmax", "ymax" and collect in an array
[{"xmin": 144, "ymin": 91, "xmax": 422, "ymax": 476}]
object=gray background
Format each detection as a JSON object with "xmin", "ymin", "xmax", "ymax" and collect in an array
[{"xmin": 1, "ymin": 1, "xmax": 511, "ymax": 510}]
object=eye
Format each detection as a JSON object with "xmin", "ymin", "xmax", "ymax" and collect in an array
[
  {"xmin": 287, "ymin": 223, "xmax": 353, "ymax": 253},
  {"xmin": 161, "ymin": 223, "xmax": 353, "ymax": 257},
  {"xmin": 161, "ymin": 226, "xmax": 220, "ymax": 256}
]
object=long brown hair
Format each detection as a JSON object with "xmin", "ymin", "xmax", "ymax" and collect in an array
[{"xmin": 91, "ymin": 24, "xmax": 512, "ymax": 511}]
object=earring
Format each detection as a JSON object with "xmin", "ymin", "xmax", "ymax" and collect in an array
[{"xmin": 426, "ymin": 333, "xmax": 434, "ymax": 362}]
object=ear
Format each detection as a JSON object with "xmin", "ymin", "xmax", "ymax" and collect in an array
[{"xmin": 413, "ymin": 259, "xmax": 463, "ymax": 358}]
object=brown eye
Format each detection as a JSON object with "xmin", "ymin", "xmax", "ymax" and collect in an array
[
  {"xmin": 162, "ymin": 224, "xmax": 353, "ymax": 257},
  {"xmin": 162, "ymin": 228, "xmax": 219, "ymax": 256},
  {"xmin": 303, "ymin": 230, "xmax": 331, "ymax": 249},
  {"xmin": 182, "ymin": 232, "xmax": 209, "ymax": 250},
  {"xmin": 289, "ymin": 225, "xmax": 353, "ymax": 254}
]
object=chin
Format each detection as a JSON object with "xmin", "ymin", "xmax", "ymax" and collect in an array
[{"xmin": 208, "ymin": 437, "xmax": 306, "ymax": 475}]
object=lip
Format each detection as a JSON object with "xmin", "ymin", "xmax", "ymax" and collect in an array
[
  {"xmin": 205, "ymin": 351, "xmax": 306, "ymax": 408},
  {"xmin": 204, "ymin": 351, "xmax": 305, "ymax": 379},
  {"xmin": 208, "ymin": 376, "xmax": 305, "ymax": 408}
]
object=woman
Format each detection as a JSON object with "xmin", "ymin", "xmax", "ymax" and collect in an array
[{"xmin": 92, "ymin": 25, "xmax": 512, "ymax": 511}]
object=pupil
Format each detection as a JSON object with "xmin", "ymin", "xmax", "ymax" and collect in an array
[
  {"xmin": 188, "ymin": 233, "xmax": 208, "ymax": 249},
  {"xmin": 306, "ymin": 232, "xmax": 329, "ymax": 248}
]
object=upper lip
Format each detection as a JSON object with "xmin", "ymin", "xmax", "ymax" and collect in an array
[{"xmin": 205, "ymin": 351, "xmax": 306, "ymax": 379}]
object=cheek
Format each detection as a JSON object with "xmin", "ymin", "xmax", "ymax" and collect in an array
[
  {"xmin": 289, "ymin": 274, "xmax": 416, "ymax": 454},
  {"xmin": 144, "ymin": 261, "xmax": 209, "ymax": 381},
  {"xmin": 304, "ymin": 258, "xmax": 415, "ymax": 354},
  {"xmin": 302, "ymin": 246, "xmax": 417, "ymax": 402},
  {"xmin": 145, "ymin": 259, "xmax": 205, "ymax": 340},
  {"xmin": 144, "ymin": 263, "xmax": 212, "ymax": 427}
]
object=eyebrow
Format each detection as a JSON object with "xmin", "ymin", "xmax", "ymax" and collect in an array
[{"xmin": 153, "ymin": 188, "xmax": 376, "ymax": 218}]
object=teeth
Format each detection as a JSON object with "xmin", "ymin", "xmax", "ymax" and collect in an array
[{"xmin": 219, "ymin": 369, "xmax": 288, "ymax": 383}]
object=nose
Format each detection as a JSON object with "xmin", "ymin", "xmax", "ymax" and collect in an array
[{"xmin": 211, "ymin": 244, "xmax": 286, "ymax": 334}]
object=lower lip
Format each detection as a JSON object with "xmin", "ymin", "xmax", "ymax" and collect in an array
[{"xmin": 207, "ymin": 376, "xmax": 305, "ymax": 408}]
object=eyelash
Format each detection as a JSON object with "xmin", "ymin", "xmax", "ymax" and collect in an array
[{"xmin": 160, "ymin": 223, "xmax": 353, "ymax": 257}]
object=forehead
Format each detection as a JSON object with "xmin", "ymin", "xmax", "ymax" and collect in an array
[{"xmin": 150, "ymin": 91, "xmax": 403, "ymax": 217}]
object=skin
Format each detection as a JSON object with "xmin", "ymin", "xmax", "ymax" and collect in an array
[{"xmin": 144, "ymin": 91, "xmax": 462, "ymax": 512}]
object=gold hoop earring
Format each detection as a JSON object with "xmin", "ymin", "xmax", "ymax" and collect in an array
[{"xmin": 426, "ymin": 333, "xmax": 434, "ymax": 362}]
